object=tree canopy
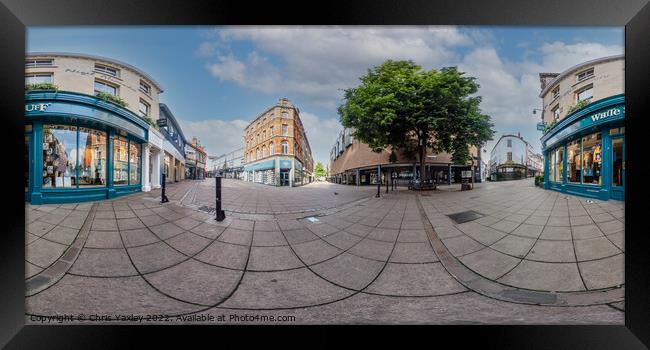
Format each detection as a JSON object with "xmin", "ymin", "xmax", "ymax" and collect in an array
[
  {"xmin": 314, "ymin": 162, "xmax": 326, "ymax": 178},
  {"xmin": 338, "ymin": 60, "xmax": 494, "ymax": 180}
]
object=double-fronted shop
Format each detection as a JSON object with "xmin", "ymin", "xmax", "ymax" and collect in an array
[
  {"xmin": 25, "ymin": 91, "xmax": 148, "ymax": 204},
  {"xmin": 542, "ymin": 94, "xmax": 625, "ymax": 200}
]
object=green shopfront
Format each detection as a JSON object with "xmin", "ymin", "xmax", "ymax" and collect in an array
[
  {"xmin": 542, "ymin": 94, "xmax": 625, "ymax": 201},
  {"xmin": 25, "ymin": 91, "xmax": 148, "ymax": 204}
]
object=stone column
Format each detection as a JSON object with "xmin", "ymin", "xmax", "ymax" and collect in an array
[
  {"xmin": 151, "ymin": 149, "xmax": 161, "ymax": 189},
  {"xmin": 142, "ymin": 145, "xmax": 151, "ymax": 192}
]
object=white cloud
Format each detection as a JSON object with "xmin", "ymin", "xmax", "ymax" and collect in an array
[
  {"xmin": 176, "ymin": 118, "xmax": 248, "ymax": 158},
  {"xmin": 298, "ymin": 111, "xmax": 343, "ymax": 165}
]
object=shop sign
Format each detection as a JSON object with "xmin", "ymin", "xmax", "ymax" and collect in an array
[
  {"xmin": 25, "ymin": 103, "xmax": 51, "ymax": 112},
  {"xmin": 157, "ymin": 118, "xmax": 168, "ymax": 127},
  {"xmin": 536, "ymin": 122, "xmax": 546, "ymax": 131},
  {"xmin": 589, "ymin": 107, "xmax": 622, "ymax": 122},
  {"xmin": 544, "ymin": 104, "xmax": 624, "ymax": 149},
  {"xmin": 461, "ymin": 170, "xmax": 472, "ymax": 178}
]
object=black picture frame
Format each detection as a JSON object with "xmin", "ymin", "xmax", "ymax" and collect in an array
[{"xmin": 1, "ymin": 0, "xmax": 649, "ymax": 348}]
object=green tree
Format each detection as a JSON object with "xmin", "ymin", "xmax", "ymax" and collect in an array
[
  {"xmin": 338, "ymin": 60, "xmax": 494, "ymax": 180},
  {"xmin": 314, "ymin": 162, "xmax": 326, "ymax": 178}
]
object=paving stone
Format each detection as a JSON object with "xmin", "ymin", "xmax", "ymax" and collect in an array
[
  {"xmin": 458, "ymin": 247, "xmax": 520, "ymax": 280},
  {"xmin": 38, "ymin": 213, "xmax": 67, "ymax": 225},
  {"xmin": 397, "ymin": 229, "xmax": 428, "ymax": 243},
  {"xmin": 166, "ymin": 232, "xmax": 212, "ymax": 256},
  {"xmin": 133, "ymin": 208, "xmax": 156, "ymax": 217},
  {"xmin": 221, "ymin": 268, "xmax": 353, "ymax": 309},
  {"xmin": 121, "ymin": 228, "xmax": 160, "ymax": 247},
  {"xmin": 114, "ymin": 210, "xmax": 137, "ymax": 219},
  {"xmin": 253, "ymin": 220, "xmax": 280, "ymax": 232},
  {"xmin": 42, "ymin": 226, "xmax": 79, "ymax": 245},
  {"xmin": 252, "ymin": 230, "xmax": 288, "ymax": 247},
  {"xmin": 571, "ymin": 224, "xmax": 604, "ymax": 240},
  {"xmin": 367, "ymin": 262, "xmax": 465, "ymax": 296},
  {"xmin": 503, "ymin": 214, "xmax": 529, "ymax": 223},
  {"xmin": 173, "ymin": 217, "xmax": 202, "ymax": 231},
  {"xmin": 498, "ymin": 260, "xmax": 585, "ymax": 292},
  {"xmin": 149, "ymin": 222, "xmax": 185, "ymax": 240},
  {"xmin": 490, "ymin": 220, "xmax": 520, "ymax": 233},
  {"xmin": 570, "ymin": 215, "xmax": 595, "ymax": 226},
  {"xmin": 138, "ymin": 214, "xmax": 167, "ymax": 227},
  {"xmin": 546, "ymin": 216, "xmax": 571, "ymax": 227},
  {"xmin": 94, "ymin": 210, "xmax": 116, "ymax": 219},
  {"xmin": 389, "ymin": 242, "xmax": 438, "ymax": 264},
  {"xmin": 26, "ymin": 232, "xmax": 40, "ymax": 245},
  {"xmin": 248, "ymin": 246, "xmax": 304, "ymax": 271},
  {"xmin": 490, "ymin": 235, "xmax": 536, "ymax": 258},
  {"xmin": 433, "ymin": 226, "xmax": 465, "ymax": 239},
  {"xmin": 441, "ymin": 235, "xmax": 485, "ymax": 257},
  {"xmin": 464, "ymin": 226, "xmax": 507, "ymax": 246},
  {"xmin": 117, "ymin": 217, "xmax": 146, "ymax": 231},
  {"xmin": 189, "ymin": 223, "xmax": 225, "ymax": 240},
  {"xmin": 91, "ymin": 218, "xmax": 119, "ymax": 231},
  {"xmin": 524, "ymin": 216, "xmax": 548, "ymax": 226},
  {"xmin": 511, "ymin": 224, "xmax": 544, "ymax": 239},
  {"xmin": 574, "ymin": 237, "xmax": 621, "ymax": 262},
  {"xmin": 58, "ymin": 215, "xmax": 88, "ymax": 230},
  {"xmin": 606, "ymin": 232, "xmax": 624, "ymax": 251},
  {"xmin": 69, "ymin": 248, "xmax": 137, "ymax": 277},
  {"xmin": 579, "ymin": 254, "xmax": 624, "ymax": 290},
  {"xmin": 282, "ymin": 228, "xmax": 319, "ymax": 245},
  {"xmin": 527, "ymin": 240, "xmax": 576, "ymax": 263},
  {"xmin": 26, "ymin": 239, "xmax": 67, "ymax": 268},
  {"xmin": 195, "ymin": 240, "xmax": 249, "ymax": 270},
  {"xmin": 343, "ymin": 223, "xmax": 373, "ymax": 237},
  {"xmin": 347, "ymin": 238, "xmax": 394, "ymax": 261},
  {"xmin": 26, "ymin": 220, "xmax": 55, "ymax": 236},
  {"xmin": 311, "ymin": 252, "xmax": 384, "ymax": 290},
  {"xmin": 539, "ymin": 226, "xmax": 573, "ymax": 241},
  {"xmin": 291, "ymin": 239, "xmax": 343, "ymax": 265},
  {"xmin": 367, "ymin": 228, "xmax": 400, "ymax": 242},
  {"xmin": 597, "ymin": 220, "xmax": 624, "ymax": 235},
  {"xmin": 128, "ymin": 241, "xmax": 188, "ymax": 273},
  {"xmin": 146, "ymin": 259, "xmax": 241, "ymax": 305},
  {"xmin": 85, "ymin": 230, "xmax": 123, "ymax": 249}
]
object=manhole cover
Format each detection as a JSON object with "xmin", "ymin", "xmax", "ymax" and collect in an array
[{"xmin": 447, "ymin": 210, "xmax": 484, "ymax": 224}]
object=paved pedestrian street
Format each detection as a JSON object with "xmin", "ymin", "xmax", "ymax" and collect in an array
[{"xmin": 25, "ymin": 179, "xmax": 624, "ymax": 324}]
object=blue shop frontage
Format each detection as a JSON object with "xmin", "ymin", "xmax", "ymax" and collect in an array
[
  {"xmin": 25, "ymin": 91, "xmax": 149, "ymax": 204},
  {"xmin": 541, "ymin": 94, "xmax": 625, "ymax": 201},
  {"xmin": 242, "ymin": 157, "xmax": 296, "ymax": 186}
]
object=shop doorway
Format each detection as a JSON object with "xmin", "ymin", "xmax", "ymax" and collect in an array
[
  {"xmin": 611, "ymin": 135, "xmax": 624, "ymax": 200},
  {"xmin": 25, "ymin": 134, "xmax": 31, "ymax": 202},
  {"xmin": 280, "ymin": 171, "xmax": 290, "ymax": 186}
]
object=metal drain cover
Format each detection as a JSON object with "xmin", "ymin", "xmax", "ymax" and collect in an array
[{"xmin": 447, "ymin": 210, "xmax": 484, "ymax": 224}]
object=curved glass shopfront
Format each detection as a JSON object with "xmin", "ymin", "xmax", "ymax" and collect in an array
[
  {"xmin": 25, "ymin": 91, "xmax": 148, "ymax": 204},
  {"xmin": 542, "ymin": 94, "xmax": 624, "ymax": 200}
]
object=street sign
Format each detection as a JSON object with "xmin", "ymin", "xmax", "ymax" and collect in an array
[
  {"xmin": 461, "ymin": 170, "xmax": 472, "ymax": 178},
  {"xmin": 536, "ymin": 122, "xmax": 546, "ymax": 131}
]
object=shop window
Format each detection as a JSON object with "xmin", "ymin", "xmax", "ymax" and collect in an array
[
  {"xmin": 42, "ymin": 125, "xmax": 78, "ymax": 188},
  {"xmin": 94, "ymin": 80, "xmax": 118, "ymax": 96},
  {"xmin": 95, "ymin": 64, "xmax": 120, "ymax": 77},
  {"xmin": 25, "ymin": 73, "xmax": 53, "ymax": 85},
  {"xmin": 612, "ymin": 137, "xmax": 623, "ymax": 187},
  {"xmin": 581, "ymin": 132, "xmax": 602, "ymax": 185},
  {"xmin": 281, "ymin": 141, "xmax": 289, "ymax": 155},
  {"xmin": 566, "ymin": 139, "xmax": 581, "ymax": 183},
  {"xmin": 553, "ymin": 147, "xmax": 564, "ymax": 183},
  {"xmin": 79, "ymin": 128, "xmax": 107, "ymax": 187},
  {"xmin": 113, "ymin": 137, "xmax": 129, "ymax": 185},
  {"xmin": 129, "ymin": 142, "xmax": 141, "ymax": 185},
  {"xmin": 269, "ymin": 142, "xmax": 275, "ymax": 156},
  {"xmin": 549, "ymin": 151, "xmax": 556, "ymax": 182},
  {"xmin": 576, "ymin": 84, "xmax": 593, "ymax": 103}
]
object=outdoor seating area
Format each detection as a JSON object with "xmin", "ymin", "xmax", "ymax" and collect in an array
[{"xmin": 408, "ymin": 179, "xmax": 437, "ymax": 191}]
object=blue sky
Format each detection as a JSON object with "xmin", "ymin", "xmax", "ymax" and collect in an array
[{"xmin": 27, "ymin": 26, "xmax": 624, "ymax": 166}]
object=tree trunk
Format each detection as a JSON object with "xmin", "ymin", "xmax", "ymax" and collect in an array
[{"xmin": 419, "ymin": 136, "xmax": 427, "ymax": 181}]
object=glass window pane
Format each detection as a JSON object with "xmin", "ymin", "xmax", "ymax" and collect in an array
[
  {"xmin": 612, "ymin": 137, "xmax": 623, "ymax": 187},
  {"xmin": 567, "ymin": 139, "xmax": 581, "ymax": 183},
  {"xmin": 113, "ymin": 137, "xmax": 129, "ymax": 185},
  {"xmin": 129, "ymin": 142, "xmax": 141, "ymax": 185},
  {"xmin": 554, "ymin": 147, "xmax": 564, "ymax": 183},
  {"xmin": 94, "ymin": 80, "xmax": 116, "ymax": 96},
  {"xmin": 79, "ymin": 128, "xmax": 106, "ymax": 187},
  {"xmin": 42, "ymin": 125, "xmax": 77, "ymax": 188},
  {"xmin": 581, "ymin": 133, "xmax": 602, "ymax": 185},
  {"xmin": 549, "ymin": 150, "xmax": 556, "ymax": 182},
  {"xmin": 26, "ymin": 74, "xmax": 53, "ymax": 85}
]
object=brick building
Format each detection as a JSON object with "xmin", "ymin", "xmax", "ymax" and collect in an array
[
  {"xmin": 328, "ymin": 128, "xmax": 481, "ymax": 186},
  {"xmin": 242, "ymin": 98, "xmax": 314, "ymax": 186}
]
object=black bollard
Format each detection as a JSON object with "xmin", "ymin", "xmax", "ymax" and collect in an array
[
  {"xmin": 375, "ymin": 165, "xmax": 381, "ymax": 198},
  {"xmin": 215, "ymin": 174, "xmax": 226, "ymax": 221},
  {"xmin": 160, "ymin": 173, "xmax": 169, "ymax": 203}
]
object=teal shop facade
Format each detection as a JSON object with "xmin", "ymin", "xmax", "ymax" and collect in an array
[
  {"xmin": 541, "ymin": 94, "xmax": 625, "ymax": 201},
  {"xmin": 25, "ymin": 91, "xmax": 149, "ymax": 204}
]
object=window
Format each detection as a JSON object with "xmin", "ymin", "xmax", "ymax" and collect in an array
[
  {"xmin": 26, "ymin": 59, "xmax": 54, "ymax": 67},
  {"xmin": 506, "ymin": 139, "xmax": 512, "ymax": 147},
  {"xmin": 281, "ymin": 141, "xmax": 289, "ymax": 155},
  {"xmin": 256, "ymin": 148, "xmax": 260, "ymax": 160},
  {"xmin": 282, "ymin": 112, "xmax": 289, "ymax": 118},
  {"xmin": 576, "ymin": 68, "xmax": 594, "ymax": 83},
  {"xmin": 139, "ymin": 80, "xmax": 151, "ymax": 95},
  {"xmin": 129, "ymin": 142, "xmax": 141, "ymax": 185},
  {"xmin": 612, "ymin": 137, "xmax": 623, "ymax": 187},
  {"xmin": 581, "ymin": 132, "xmax": 602, "ymax": 185},
  {"xmin": 257, "ymin": 134, "xmax": 260, "ymax": 144},
  {"xmin": 26, "ymin": 73, "xmax": 53, "ymax": 85},
  {"xmin": 263, "ymin": 130, "xmax": 267, "ymax": 140},
  {"xmin": 552, "ymin": 86, "xmax": 560, "ymax": 99},
  {"xmin": 270, "ymin": 126, "xmax": 274, "ymax": 136},
  {"xmin": 282, "ymin": 124, "xmax": 288, "ymax": 136},
  {"xmin": 576, "ymin": 84, "xmax": 593, "ymax": 103},
  {"xmin": 113, "ymin": 137, "xmax": 129, "ymax": 185},
  {"xmin": 553, "ymin": 147, "xmax": 564, "ymax": 183},
  {"xmin": 507, "ymin": 152, "xmax": 512, "ymax": 161},
  {"xmin": 94, "ymin": 80, "xmax": 118, "ymax": 96},
  {"xmin": 95, "ymin": 64, "xmax": 120, "ymax": 77},
  {"xmin": 262, "ymin": 146, "xmax": 267, "ymax": 158},
  {"xmin": 79, "ymin": 128, "xmax": 107, "ymax": 187},
  {"xmin": 552, "ymin": 105, "xmax": 560, "ymax": 121},
  {"xmin": 270, "ymin": 113, "xmax": 275, "ymax": 119},
  {"xmin": 139, "ymin": 99, "xmax": 150, "ymax": 118},
  {"xmin": 42, "ymin": 125, "xmax": 78, "ymax": 188},
  {"xmin": 269, "ymin": 142, "xmax": 274, "ymax": 156},
  {"xmin": 567, "ymin": 139, "xmax": 581, "ymax": 183}
]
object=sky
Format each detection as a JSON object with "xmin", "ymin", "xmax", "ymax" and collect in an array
[{"xmin": 27, "ymin": 26, "xmax": 624, "ymax": 167}]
